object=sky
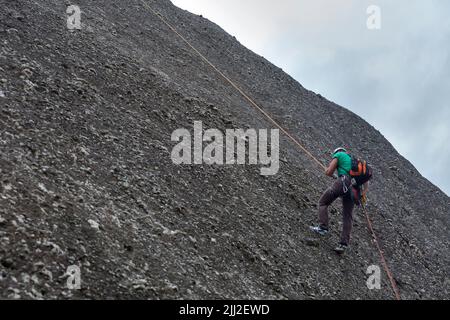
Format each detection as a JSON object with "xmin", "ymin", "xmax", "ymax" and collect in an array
[{"xmin": 171, "ymin": 0, "xmax": 450, "ymax": 196}]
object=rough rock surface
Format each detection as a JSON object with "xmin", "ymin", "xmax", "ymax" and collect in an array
[{"xmin": 0, "ymin": 0, "xmax": 449, "ymax": 299}]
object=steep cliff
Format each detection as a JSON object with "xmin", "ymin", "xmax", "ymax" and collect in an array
[{"xmin": 0, "ymin": 0, "xmax": 448, "ymax": 299}]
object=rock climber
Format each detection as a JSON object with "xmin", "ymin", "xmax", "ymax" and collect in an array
[{"xmin": 310, "ymin": 147, "xmax": 370, "ymax": 254}]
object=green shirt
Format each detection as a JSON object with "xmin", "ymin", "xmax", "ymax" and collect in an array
[{"xmin": 333, "ymin": 152, "xmax": 352, "ymax": 176}]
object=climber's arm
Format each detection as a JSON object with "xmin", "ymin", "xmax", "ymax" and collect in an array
[{"xmin": 325, "ymin": 158, "xmax": 338, "ymax": 177}]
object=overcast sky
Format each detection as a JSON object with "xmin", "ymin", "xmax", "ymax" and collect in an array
[{"xmin": 172, "ymin": 0, "xmax": 450, "ymax": 196}]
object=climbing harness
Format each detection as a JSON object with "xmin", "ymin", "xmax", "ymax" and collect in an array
[{"xmin": 342, "ymin": 176, "xmax": 349, "ymax": 194}]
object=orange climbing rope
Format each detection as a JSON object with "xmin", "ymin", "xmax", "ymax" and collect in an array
[
  {"xmin": 362, "ymin": 205, "xmax": 401, "ymax": 300},
  {"xmin": 140, "ymin": 0, "xmax": 401, "ymax": 300}
]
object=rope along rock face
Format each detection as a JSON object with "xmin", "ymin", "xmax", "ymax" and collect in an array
[{"xmin": 140, "ymin": 0, "xmax": 401, "ymax": 300}]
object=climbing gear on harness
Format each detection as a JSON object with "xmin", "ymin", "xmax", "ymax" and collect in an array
[{"xmin": 342, "ymin": 175, "xmax": 349, "ymax": 194}]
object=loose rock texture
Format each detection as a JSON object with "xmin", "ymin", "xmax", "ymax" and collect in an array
[{"xmin": 0, "ymin": 0, "xmax": 449, "ymax": 299}]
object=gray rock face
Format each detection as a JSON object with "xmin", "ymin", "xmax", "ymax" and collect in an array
[{"xmin": 0, "ymin": 0, "xmax": 449, "ymax": 299}]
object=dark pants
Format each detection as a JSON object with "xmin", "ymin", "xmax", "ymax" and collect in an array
[{"xmin": 318, "ymin": 175, "xmax": 354, "ymax": 245}]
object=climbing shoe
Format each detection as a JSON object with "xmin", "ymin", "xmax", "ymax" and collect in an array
[
  {"xmin": 334, "ymin": 243, "xmax": 348, "ymax": 254},
  {"xmin": 309, "ymin": 225, "xmax": 329, "ymax": 236}
]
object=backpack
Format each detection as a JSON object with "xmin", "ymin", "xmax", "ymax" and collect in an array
[
  {"xmin": 348, "ymin": 156, "xmax": 373, "ymax": 206},
  {"xmin": 349, "ymin": 156, "xmax": 372, "ymax": 186}
]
